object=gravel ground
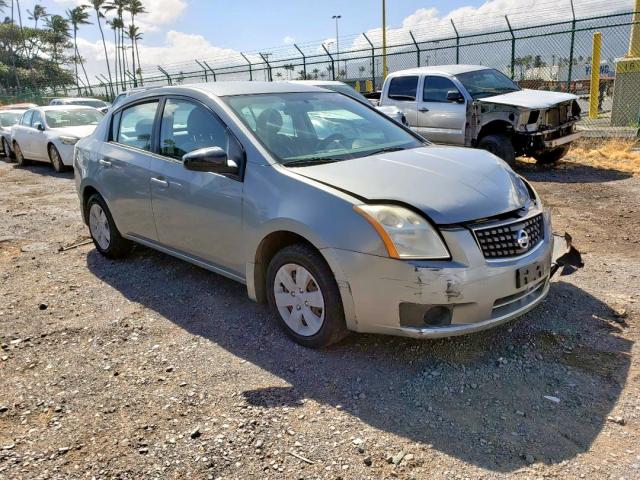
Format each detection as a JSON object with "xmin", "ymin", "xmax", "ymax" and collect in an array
[{"xmin": 0, "ymin": 156, "xmax": 639, "ymax": 480}]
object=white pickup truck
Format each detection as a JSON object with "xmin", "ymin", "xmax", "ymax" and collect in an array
[{"xmin": 379, "ymin": 65, "xmax": 581, "ymax": 166}]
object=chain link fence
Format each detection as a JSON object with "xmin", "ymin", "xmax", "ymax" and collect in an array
[{"xmin": 2, "ymin": 7, "xmax": 639, "ymax": 136}]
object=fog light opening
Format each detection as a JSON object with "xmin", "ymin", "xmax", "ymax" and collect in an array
[{"xmin": 423, "ymin": 306, "xmax": 452, "ymax": 327}]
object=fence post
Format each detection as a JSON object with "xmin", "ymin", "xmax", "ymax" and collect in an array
[
  {"xmin": 451, "ymin": 19, "xmax": 460, "ymax": 64},
  {"xmin": 195, "ymin": 60, "xmax": 208, "ymax": 82},
  {"xmin": 362, "ymin": 33, "xmax": 376, "ymax": 89},
  {"xmin": 589, "ymin": 32, "xmax": 602, "ymax": 119},
  {"xmin": 409, "ymin": 31, "xmax": 421, "ymax": 67},
  {"xmin": 293, "ymin": 44, "xmax": 307, "ymax": 78},
  {"xmin": 259, "ymin": 53, "xmax": 273, "ymax": 81},
  {"xmin": 505, "ymin": 15, "xmax": 516, "ymax": 79},
  {"xmin": 240, "ymin": 53, "xmax": 253, "ymax": 81},
  {"xmin": 322, "ymin": 44, "xmax": 336, "ymax": 80},
  {"xmin": 567, "ymin": 0, "xmax": 577, "ymax": 92},
  {"xmin": 158, "ymin": 66, "xmax": 173, "ymax": 85},
  {"xmin": 202, "ymin": 61, "xmax": 217, "ymax": 81}
]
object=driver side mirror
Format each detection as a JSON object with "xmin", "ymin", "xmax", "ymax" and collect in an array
[
  {"xmin": 447, "ymin": 90, "xmax": 465, "ymax": 103},
  {"xmin": 34, "ymin": 122, "xmax": 45, "ymax": 131},
  {"xmin": 183, "ymin": 146, "xmax": 239, "ymax": 175}
]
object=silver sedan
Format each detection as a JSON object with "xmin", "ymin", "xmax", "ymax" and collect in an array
[{"xmin": 74, "ymin": 82, "xmax": 553, "ymax": 348}]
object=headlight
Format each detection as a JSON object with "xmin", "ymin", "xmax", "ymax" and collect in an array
[
  {"xmin": 354, "ymin": 204, "xmax": 450, "ymax": 260},
  {"xmin": 59, "ymin": 136, "xmax": 79, "ymax": 145}
]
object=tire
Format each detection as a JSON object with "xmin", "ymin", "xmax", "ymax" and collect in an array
[
  {"xmin": 266, "ymin": 243, "xmax": 349, "ymax": 348},
  {"xmin": 13, "ymin": 141, "xmax": 29, "ymax": 166},
  {"xmin": 477, "ymin": 133, "xmax": 516, "ymax": 167},
  {"xmin": 48, "ymin": 144, "xmax": 66, "ymax": 173},
  {"xmin": 1, "ymin": 138, "xmax": 12, "ymax": 161},
  {"xmin": 534, "ymin": 144, "xmax": 570, "ymax": 165},
  {"xmin": 86, "ymin": 193, "xmax": 133, "ymax": 259}
]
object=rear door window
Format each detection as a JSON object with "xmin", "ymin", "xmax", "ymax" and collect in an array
[
  {"xmin": 388, "ymin": 76, "xmax": 419, "ymax": 101},
  {"xmin": 116, "ymin": 101, "xmax": 159, "ymax": 151}
]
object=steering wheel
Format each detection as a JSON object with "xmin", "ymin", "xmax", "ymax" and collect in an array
[{"xmin": 317, "ymin": 133, "xmax": 349, "ymax": 150}]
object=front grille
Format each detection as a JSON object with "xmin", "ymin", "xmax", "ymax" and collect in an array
[
  {"xmin": 473, "ymin": 214, "xmax": 544, "ymax": 259},
  {"xmin": 546, "ymin": 104, "xmax": 570, "ymax": 127}
]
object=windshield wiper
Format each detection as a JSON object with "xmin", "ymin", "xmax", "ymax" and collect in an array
[
  {"xmin": 283, "ymin": 157, "xmax": 340, "ymax": 167},
  {"xmin": 367, "ymin": 146, "xmax": 407, "ymax": 156}
]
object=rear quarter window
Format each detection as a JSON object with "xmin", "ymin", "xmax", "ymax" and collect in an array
[{"xmin": 388, "ymin": 76, "xmax": 419, "ymax": 101}]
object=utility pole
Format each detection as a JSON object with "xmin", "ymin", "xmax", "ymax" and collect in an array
[
  {"xmin": 332, "ymin": 15, "xmax": 341, "ymax": 78},
  {"xmin": 382, "ymin": 0, "xmax": 388, "ymax": 80}
]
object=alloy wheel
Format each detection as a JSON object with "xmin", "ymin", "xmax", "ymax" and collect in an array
[
  {"xmin": 89, "ymin": 203, "xmax": 111, "ymax": 250},
  {"xmin": 273, "ymin": 263, "xmax": 325, "ymax": 337}
]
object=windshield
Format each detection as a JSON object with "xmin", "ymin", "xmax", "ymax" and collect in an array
[
  {"xmin": 456, "ymin": 68, "xmax": 521, "ymax": 99},
  {"xmin": 224, "ymin": 92, "xmax": 423, "ymax": 165},
  {"xmin": 324, "ymin": 84, "xmax": 369, "ymax": 105},
  {"xmin": 45, "ymin": 109, "xmax": 104, "ymax": 128},
  {"xmin": 0, "ymin": 112, "xmax": 23, "ymax": 127},
  {"xmin": 69, "ymin": 99, "xmax": 108, "ymax": 108}
]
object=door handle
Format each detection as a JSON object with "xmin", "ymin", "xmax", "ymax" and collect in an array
[
  {"xmin": 151, "ymin": 177, "xmax": 169, "ymax": 188},
  {"xmin": 99, "ymin": 158, "xmax": 112, "ymax": 167},
  {"xmin": 418, "ymin": 107, "xmax": 430, "ymax": 112}
]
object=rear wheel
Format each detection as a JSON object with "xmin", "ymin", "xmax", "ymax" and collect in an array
[
  {"xmin": 48, "ymin": 144, "xmax": 66, "ymax": 172},
  {"xmin": 266, "ymin": 244, "xmax": 348, "ymax": 348},
  {"xmin": 477, "ymin": 133, "xmax": 516, "ymax": 167},
  {"xmin": 534, "ymin": 145, "xmax": 570, "ymax": 165},
  {"xmin": 1, "ymin": 138, "xmax": 11, "ymax": 160},
  {"xmin": 13, "ymin": 142, "xmax": 28, "ymax": 166},
  {"xmin": 86, "ymin": 193, "xmax": 133, "ymax": 259}
]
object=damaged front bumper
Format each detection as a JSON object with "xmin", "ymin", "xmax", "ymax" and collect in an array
[
  {"xmin": 516, "ymin": 121, "xmax": 581, "ymax": 154},
  {"xmin": 325, "ymin": 211, "xmax": 555, "ymax": 339}
]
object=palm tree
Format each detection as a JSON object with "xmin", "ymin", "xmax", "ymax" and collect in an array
[
  {"xmin": 88, "ymin": 0, "xmax": 114, "ymax": 98},
  {"xmin": 108, "ymin": 17, "xmax": 125, "ymax": 90},
  {"xmin": 105, "ymin": 1, "xmax": 128, "ymax": 89},
  {"xmin": 45, "ymin": 14, "xmax": 69, "ymax": 65},
  {"xmin": 66, "ymin": 6, "xmax": 92, "ymax": 94},
  {"xmin": 125, "ymin": 0, "xmax": 146, "ymax": 87},
  {"xmin": 126, "ymin": 24, "xmax": 142, "ymax": 87},
  {"xmin": 26, "ymin": 3, "xmax": 47, "ymax": 28},
  {"xmin": 312, "ymin": 68, "xmax": 319, "ymax": 80}
]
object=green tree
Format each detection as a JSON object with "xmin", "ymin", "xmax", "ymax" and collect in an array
[
  {"xmin": 105, "ymin": 1, "xmax": 128, "ymax": 89},
  {"xmin": 125, "ymin": 0, "xmax": 145, "ymax": 87},
  {"xmin": 27, "ymin": 4, "xmax": 48, "ymax": 29}
]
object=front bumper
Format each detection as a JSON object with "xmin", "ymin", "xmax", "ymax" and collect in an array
[
  {"xmin": 325, "ymin": 211, "xmax": 553, "ymax": 339},
  {"xmin": 516, "ymin": 121, "xmax": 580, "ymax": 154}
]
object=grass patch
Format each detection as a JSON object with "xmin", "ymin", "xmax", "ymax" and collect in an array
[{"xmin": 564, "ymin": 137, "xmax": 640, "ymax": 174}]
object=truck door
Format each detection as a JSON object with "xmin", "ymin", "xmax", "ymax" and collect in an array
[
  {"xmin": 383, "ymin": 75, "xmax": 419, "ymax": 129},
  {"xmin": 416, "ymin": 75, "xmax": 467, "ymax": 145}
]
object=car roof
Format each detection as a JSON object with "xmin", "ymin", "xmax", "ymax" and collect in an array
[
  {"xmin": 38, "ymin": 105, "xmax": 100, "ymax": 111},
  {"xmin": 388, "ymin": 64, "xmax": 489, "ymax": 77},
  {"xmin": 52, "ymin": 97, "xmax": 105, "ymax": 102},
  {"xmin": 0, "ymin": 109, "xmax": 27, "ymax": 114},
  {"xmin": 288, "ymin": 80, "xmax": 347, "ymax": 86},
  {"xmin": 134, "ymin": 81, "xmax": 330, "ymax": 99}
]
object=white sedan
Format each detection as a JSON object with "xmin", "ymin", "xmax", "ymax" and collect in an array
[{"xmin": 11, "ymin": 106, "xmax": 103, "ymax": 172}]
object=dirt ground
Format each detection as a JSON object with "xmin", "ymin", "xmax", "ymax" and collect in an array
[{"xmin": 0, "ymin": 154, "xmax": 639, "ymax": 480}]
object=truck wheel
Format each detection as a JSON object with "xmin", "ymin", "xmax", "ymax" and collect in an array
[
  {"xmin": 477, "ymin": 134, "xmax": 516, "ymax": 167},
  {"xmin": 266, "ymin": 243, "xmax": 349, "ymax": 348},
  {"xmin": 534, "ymin": 145, "xmax": 570, "ymax": 165}
]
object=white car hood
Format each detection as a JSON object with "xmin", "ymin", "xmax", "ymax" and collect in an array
[
  {"xmin": 50, "ymin": 125, "xmax": 97, "ymax": 139},
  {"xmin": 479, "ymin": 89, "xmax": 578, "ymax": 109}
]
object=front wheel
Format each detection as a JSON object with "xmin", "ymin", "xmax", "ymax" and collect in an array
[
  {"xmin": 477, "ymin": 133, "xmax": 516, "ymax": 167},
  {"xmin": 13, "ymin": 142, "xmax": 29, "ymax": 166},
  {"xmin": 534, "ymin": 145, "xmax": 570, "ymax": 165},
  {"xmin": 266, "ymin": 244, "xmax": 349, "ymax": 348},
  {"xmin": 48, "ymin": 144, "xmax": 66, "ymax": 172},
  {"xmin": 86, "ymin": 193, "xmax": 133, "ymax": 259}
]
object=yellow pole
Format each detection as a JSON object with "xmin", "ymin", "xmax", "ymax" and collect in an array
[
  {"xmin": 629, "ymin": 0, "xmax": 640, "ymax": 57},
  {"xmin": 589, "ymin": 32, "xmax": 602, "ymax": 119},
  {"xmin": 382, "ymin": 0, "xmax": 388, "ymax": 80}
]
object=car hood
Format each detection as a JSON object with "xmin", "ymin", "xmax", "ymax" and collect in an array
[
  {"xmin": 291, "ymin": 146, "xmax": 530, "ymax": 224},
  {"xmin": 479, "ymin": 89, "xmax": 578, "ymax": 109},
  {"xmin": 50, "ymin": 125, "xmax": 97, "ymax": 138}
]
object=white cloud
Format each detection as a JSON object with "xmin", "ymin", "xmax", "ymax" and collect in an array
[{"xmin": 283, "ymin": 36, "xmax": 295, "ymax": 45}]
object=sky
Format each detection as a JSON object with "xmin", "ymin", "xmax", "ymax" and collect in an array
[{"xmin": 10, "ymin": 0, "xmax": 636, "ymax": 79}]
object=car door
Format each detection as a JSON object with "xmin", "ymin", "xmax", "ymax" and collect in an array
[
  {"xmin": 14, "ymin": 110, "xmax": 34, "ymax": 156},
  {"xmin": 96, "ymin": 99, "xmax": 160, "ymax": 241},
  {"xmin": 416, "ymin": 75, "xmax": 467, "ymax": 145},
  {"xmin": 30, "ymin": 110, "xmax": 48, "ymax": 161},
  {"xmin": 149, "ymin": 97, "xmax": 245, "ymax": 277},
  {"xmin": 384, "ymin": 75, "xmax": 420, "ymax": 128}
]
